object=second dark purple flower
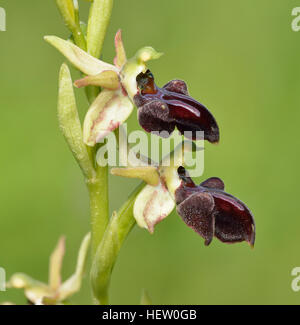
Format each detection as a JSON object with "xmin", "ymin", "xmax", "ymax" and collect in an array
[{"xmin": 175, "ymin": 166, "xmax": 255, "ymax": 246}]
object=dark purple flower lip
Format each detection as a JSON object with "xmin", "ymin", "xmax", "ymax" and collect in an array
[
  {"xmin": 175, "ymin": 166, "xmax": 255, "ymax": 247},
  {"xmin": 134, "ymin": 70, "xmax": 219, "ymax": 143}
]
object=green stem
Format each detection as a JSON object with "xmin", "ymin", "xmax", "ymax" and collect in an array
[
  {"xmin": 71, "ymin": 0, "xmax": 86, "ymax": 51},
  {"xmin": 90, "ymin": 182, "xmax": 145, "ymax": 305},
  {"xmin": 87, "ymin": 164, "xmax": 109, "ymax": 256},
  {"xmin": 72, "ymin": 25, "xmax": 87, "ymax": 51}
]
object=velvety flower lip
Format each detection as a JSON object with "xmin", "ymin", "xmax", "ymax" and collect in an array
[
  {"xmin": 133, "ymin": 70, "xmax": 219, "ymax": 143},
  {"xmin": 175, "ymin": 166, "xmax": 255, "ymax": 246}
]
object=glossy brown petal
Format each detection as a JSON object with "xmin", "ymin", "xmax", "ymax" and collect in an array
[
  {"xmin": 175, "ymin": 167, "xmax": 255, "ymax": 246},
  {"xmin": 212, "ymin": 193, "xmax": 255, "ymax": 246},
  {"xmin": 134, "ymin": 70, "xmax": 219, "ymax": 143}
]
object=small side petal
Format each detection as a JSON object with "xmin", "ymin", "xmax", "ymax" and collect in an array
[
  {"xmin": 111, "ymin": 167, "xmax": 160, "ymax": 186},
  {"xmin": 163, "ymin": 80, "xmax": 189, "ymax": 95},
  {"xmin": 44, "ymin": 36, "xmax": 118, "ymax": 75},
  {"xmin": 74, "ymin": 70, "xmax": 120, "ymax": 90},
  {"xmin": 200, "ymin": 177, "xmax": 225, "ymax": 190},
  {"xmin": 134, "ymin": 183, "xmax": 175, "ymax": 233},
  {"xmin": 83, "ymin": 89, "xmax": 134, "ymax": 146},
  {"xmin": 114, "ymin": 29, "xmax": 127, "ymax": 69}
]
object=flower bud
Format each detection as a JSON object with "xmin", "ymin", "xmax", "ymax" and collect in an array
[{"xmin": 56, "ymin": 0, "xmax": 76, "ymax": 31}]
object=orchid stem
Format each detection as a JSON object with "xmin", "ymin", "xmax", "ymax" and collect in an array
[
  {"xmin": 72, "ymin": 25, "xmax": 87, "ymax": 51},
  {"xmin": 87, "ymin": 165, "xmax": 109, "ymax": 256},
  {"xmin": 90, "ymin": 182, "xmax": 145, "ymax": 305},
  {"xmin": 84, "ymin": 0, "xmax": 114, "ymax": 302},
  {"xmin": 69, "ymin": 0, "xmax": 114, "ymax": 259}
]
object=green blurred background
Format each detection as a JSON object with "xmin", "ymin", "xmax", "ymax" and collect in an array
[{"xmin": 1, "ymin": 0, "xmax": 299, "ymax": 304}]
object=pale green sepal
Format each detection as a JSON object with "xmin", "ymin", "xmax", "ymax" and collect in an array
[{"xmin": 45, "ymin": 36, "xmax": 118, "ymax": 75}]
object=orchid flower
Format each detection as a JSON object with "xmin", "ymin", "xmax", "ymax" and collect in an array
[
  {"xmin": 111, "ymin": 142, "xmax": 194, "ymax": 234},
  {"xmin": 111, "ymin": 144, "xmax": 255, "ymax": 247},
  {"xmin": 174, "ymin": 166, "xmax": 255, "ymax": 246},
  {"xmin": 134, "ymin": 69, "xmax": 219, "ymax": 143},
  {"xmin": 44, "ymin": 30, "xmax": 162, "ymax": 146}
]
